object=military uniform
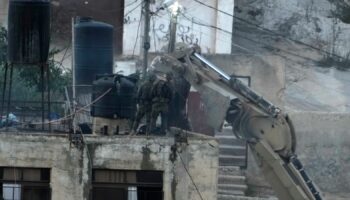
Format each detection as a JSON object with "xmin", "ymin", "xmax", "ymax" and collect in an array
[
  {"xmin": 168, "ymin": 76, "xmax": 191, "ymax": 130},
  {"xmin": 132, "ymin": 76, "xmax": 155, "ymax": 133},
  {"xmin": 149, "ymin": 78, "xmax": 173, "ymax": 134}
]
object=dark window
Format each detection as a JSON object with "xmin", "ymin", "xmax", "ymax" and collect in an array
[
  {"xmin": 91, "ymin": 170, "xmax": 163, "ymax": 200},
  {"xmin": 0, "ymin": 167, "xmax": 51, "ymax": 200}
]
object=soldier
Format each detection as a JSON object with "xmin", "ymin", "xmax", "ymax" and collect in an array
[
  {"xmin": 168, "ymin": 75, "xmax": 192, "ymax": 130},
  {"xmin": 131, "ymin": 73, "xmax": 156, "ymax": 134},
  {"xmin": 149, "ymin": 72, "xmax": 173, "ymax": 134}
]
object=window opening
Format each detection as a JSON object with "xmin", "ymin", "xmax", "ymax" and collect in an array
[
  {"xmin": 91, "ymin": 169, "xmax": 163, "ymax": 200},
  {"xmin": 0, "ymin": 167, "xmax": 51, "ymax": 200}
]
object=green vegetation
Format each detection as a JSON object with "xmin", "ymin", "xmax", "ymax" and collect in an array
[{"xmin": 0, "ymin": 26, "xmax": 72, "ymax": 102}]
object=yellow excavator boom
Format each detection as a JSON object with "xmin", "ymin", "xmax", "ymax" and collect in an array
[{"xmin": 150, "ymin": 46, "xmax": 323, "ymax": 200}]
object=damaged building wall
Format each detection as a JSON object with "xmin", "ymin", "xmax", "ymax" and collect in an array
[{"xmin": 0, "ymin": 133, "xmax": 218, "ymax": 200}]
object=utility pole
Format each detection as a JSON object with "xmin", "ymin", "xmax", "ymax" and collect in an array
[
  {"xmin": 167, "ymin": 1, "xmax": 181, "ymax": 53},
  {"xmin": 168, "ymin": 15, "xmax": 177, "ymax": 53},
  {"xmin": 142, "ymin": 0, "xmax": 151, "ymax": 77}
]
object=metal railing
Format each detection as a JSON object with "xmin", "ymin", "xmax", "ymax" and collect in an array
[{"xmin": 0, "ymin": 100, "xmax": 69, "ymax": 132}]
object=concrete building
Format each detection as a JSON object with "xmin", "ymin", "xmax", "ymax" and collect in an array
[
  {"xmin": 1, "ymin": 0, "xmax": 350, "ymax": 200},
  {"xmin": 0, "ymin": 130, "xmax": 219, "ymax": 200}
]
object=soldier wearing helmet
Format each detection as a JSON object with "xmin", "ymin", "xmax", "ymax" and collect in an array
[
  {"xmin": 149, "ymin": 72, "xmax": 174, "ymax": 134},
  {"xmin": 131, "ymin": 72, "xmax": 157, "ymax": 134}
]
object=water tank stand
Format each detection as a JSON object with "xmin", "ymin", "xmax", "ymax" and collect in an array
[{"xmin": 0, "ymin": 62, "xmax": 51, "ymax": 131}]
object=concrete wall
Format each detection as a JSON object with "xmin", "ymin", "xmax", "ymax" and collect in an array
[
  {"xmin": 245, "ymin": 111, "xmax": 350, "ymax": 199},
  {"xmin": 292, "ymin": 111, "xmax": 350, "ymax": 197},
  {"xmin": 0, "ymin": 132, "xmax": 218, "ymax": 200},
  {"xmin": 205, "ymin": 54, "xmax": 286, "ymax": 106},
  {"xmin": 234, "ymin": 0, "xmax": 350, "ymax": 57}
]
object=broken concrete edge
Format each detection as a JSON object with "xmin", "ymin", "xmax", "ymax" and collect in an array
[{"xmin": 0, "ymin": 129, "xmax": 217, "ymax": 140}]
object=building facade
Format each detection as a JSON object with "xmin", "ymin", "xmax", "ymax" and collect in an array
[{"xmin": 0, "ymin": 131, "xmax": 219, "ymax": 200}]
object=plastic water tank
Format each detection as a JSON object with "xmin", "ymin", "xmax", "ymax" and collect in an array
[
  {"xmin": 7, "ymin": 0, "xmax": 51, "ymax": 64},
  {"xmin": 91, "ymin": 74, "xmax": 137, "ymax": 119},
  {"xmin": 74, "ymin": 17, "xmax": 114, "ymax": 85}
]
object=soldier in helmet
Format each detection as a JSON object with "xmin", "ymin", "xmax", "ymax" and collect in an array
[
  {"xmin": 168, "ymin": 74, "xmax": 191, "ymax": 130},
  {"xmin": 149, "ymin": 72, "xmax": 174, "ymax": 134},
  {"xmin": 131, "ymin": 73, "xmax": 157, "ymax": 134}
]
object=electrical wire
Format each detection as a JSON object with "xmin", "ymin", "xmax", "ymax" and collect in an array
[
  {"xmin": 177, "ymin": 150, "xmax": 205, "ymax": 200},
  {"xmin": 22, "ymin": 88, "xmax": 112, "ymax": 125},
  {"xmin": 125, "ymin": 0, "xmax": 140, "ymax": 8},
  {"xmin": 174, "ymin": 15, "xmax": 347, "ymax": 93},
  {"xmin": 57, "ymin": 45, "xmax": 71, "ymax": 69},
  {"xmin": 124, "ymin": 1, "xmax": 144, "ymax": 18},
  {"xmin": 192, "ymin": 0, "xmax": 347, "ymax": 61},
  {"xmin": 132, "ymin": 13, "xmax": 143, "ymax": 57},
  {"xmin": 151, "ymin": 13, "xmax": 254, "ymax": 54},
  {"xmin": 81, "ymin": 0, "xmax": 140, "ymax": 14},
  {"xmin": 180, "ymin": 12, "xmax": 320, "ymax": 62}
]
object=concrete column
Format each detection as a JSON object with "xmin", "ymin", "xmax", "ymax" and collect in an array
[{"xmin": 215, "ymin": 0, "xmax": 234, "ymax": 54}]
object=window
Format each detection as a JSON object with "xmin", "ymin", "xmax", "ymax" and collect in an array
[
  {"xmin": 91, "ymin": 170, "xmax": 163, "ymax": 200},
  {"xmin": 0, "ymin": 168, "xmax": 51, "ymax": 200}
]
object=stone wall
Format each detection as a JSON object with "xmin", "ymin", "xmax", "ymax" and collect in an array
[
  {"xmin": 291, "ymin": 111, "xmax": 350, "ymax": 196},
  {"xmin": 0, "ymin": 132, "xmax": 218, "ymax": 200},
  {"xmin": 245, "ymin": 111, "xmax": 350, "ymax": 199},
  {"xmin": 234, "ymin": 0, "xmax": 350, "ymax": 57}
]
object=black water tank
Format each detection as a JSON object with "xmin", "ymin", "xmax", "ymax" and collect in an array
[
  {"xmin": 74, "ymin": 17, "xmax": 114, "ymax": 85},
  {"xmin": 91, "ymin": 74, "xmax": 137, "ymax": 119},
  {"xmin": 7, "ymin": 0, "xmax": 51, "ymax": 64}
]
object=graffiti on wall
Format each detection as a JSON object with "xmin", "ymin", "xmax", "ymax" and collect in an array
[{"xmin": 153, "ymin": 23, "xmax": 199, "ymax": 45}]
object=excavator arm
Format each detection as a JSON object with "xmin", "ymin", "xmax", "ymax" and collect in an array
[{"xmin": 150, "ymin": 46, "xmax": 323, "ymax": 200}]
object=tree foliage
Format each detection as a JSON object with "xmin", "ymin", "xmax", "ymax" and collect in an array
[{"xmin": 0, "ymin": 26, "xmax": 72, "ymax": 101}]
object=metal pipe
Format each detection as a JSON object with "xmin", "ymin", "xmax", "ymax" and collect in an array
[
  {"xmin": 0, "ymin": 62, "xmax": 8, "ymax": 117},
  {"xmin": 193, "ymin": 53, "xmax": 231, "ymax": 80},
  {"xmin": 72, "ymin": 17, "xmax": 76, "ymax": 105},
  {"xmin": 168, "ymin": 14, "xmax": 177, "ymax": 53},
  {"xmin": 142, "ymin": 0, "xmax": 151, "ymax": 78},
  {"xmin": 46, "ymin": 63, "xmax": 51, "ymax": 132},
  {"xmin": 5, "ymin": 64, "xmax": 14, "ymax": 129},
  {"xmin": 41, "ymin": 63, "xmax": 45, "ymax": 130},
  {"xmin": 71, "ymin": 17, "xmax": 76, "ymax": 140}
]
